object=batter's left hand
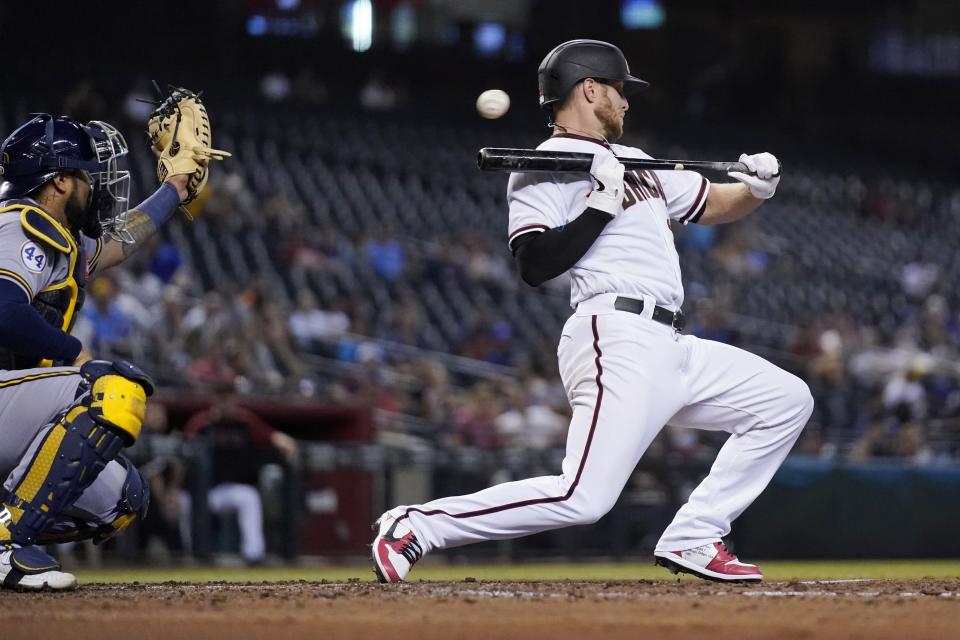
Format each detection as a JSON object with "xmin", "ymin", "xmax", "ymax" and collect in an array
[{"xmin": 728, "ymin": 152, "xmax": 780, "ymax": 200}]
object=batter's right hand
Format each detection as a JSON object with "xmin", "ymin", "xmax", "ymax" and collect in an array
[{"xmin": 585, "ymin": 149, "xmax": 625, "ymax": 217}]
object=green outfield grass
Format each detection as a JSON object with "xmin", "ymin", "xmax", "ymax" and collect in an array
[{"xmin": 76, "ymin": 559, "xmax": 960, "ymax": 584}]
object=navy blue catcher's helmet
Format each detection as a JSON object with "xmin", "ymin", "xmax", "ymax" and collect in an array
[
  {"xmin": 0, "ymin": 115, "xmax": 101, "ymax": 199},
  {"xmin": 0, "ymin": 114, "xmax": 131, "ymax": 240}
]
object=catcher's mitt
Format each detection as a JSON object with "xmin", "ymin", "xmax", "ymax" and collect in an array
[{"xmin": 147, "ymin": 85, "xmax": 230, "ymax": 205}]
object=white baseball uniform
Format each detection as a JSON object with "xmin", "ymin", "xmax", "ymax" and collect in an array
[{"xmin": 390, "ymin": 133, "xmax": 813, "ymax": 555}]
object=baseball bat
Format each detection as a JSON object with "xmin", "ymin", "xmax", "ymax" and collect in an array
[{"xmin": 477, "ymin": 148, "xmax": 780, "ymax": 177}]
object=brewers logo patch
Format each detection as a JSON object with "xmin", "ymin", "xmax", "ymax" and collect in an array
[{"xmin": 20, "ymin": 240, "xmax": 47, "ymax": 273}]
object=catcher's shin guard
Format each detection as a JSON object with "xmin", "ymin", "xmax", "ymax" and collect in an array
[
  {"xmin": 2, "ymin": 361, "xmax": 152, "ymax": 546},
  {"xmin": 36, "ymin": 457, "xmax": 151, "ymax": 546}
]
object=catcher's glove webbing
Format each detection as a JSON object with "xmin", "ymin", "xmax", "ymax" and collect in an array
[{"xmin": 147, "ymin": 85, "xmax": 230, "ymax": 205}]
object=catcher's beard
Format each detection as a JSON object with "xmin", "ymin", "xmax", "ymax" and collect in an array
[
  {"xmin": 595, "ymin": 93, "xmax": 624, "ymax": 143},
  {"xmin": 64, "ymin": 185, "xmax": 98, "ymax": 235}
]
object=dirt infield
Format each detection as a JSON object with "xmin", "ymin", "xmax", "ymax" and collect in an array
[{"xmin": 1, "ymin": 579, "xmax": 958, "ymax": 640}]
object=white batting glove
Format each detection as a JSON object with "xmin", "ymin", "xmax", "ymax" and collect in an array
[
  {"xmin": 728, "ymin": 152, "xmax": 781, "ymax": 200},
  {"xmin": 585, "ymin": 149, "xmax": 625, "ymax": 217}
]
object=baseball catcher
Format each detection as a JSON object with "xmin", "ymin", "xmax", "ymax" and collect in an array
[{"xmin": 0, "ymin": 86, "xmax": 228, "ymax": 590}]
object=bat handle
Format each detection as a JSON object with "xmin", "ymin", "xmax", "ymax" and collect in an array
[{"xmin": 723, "ymin": 159, "xmax": 782, "ymax": 179}]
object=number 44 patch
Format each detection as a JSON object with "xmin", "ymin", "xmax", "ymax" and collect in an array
[{"xmin": 20, "ymin": 240, "xmax": 47, "ymax": 273}]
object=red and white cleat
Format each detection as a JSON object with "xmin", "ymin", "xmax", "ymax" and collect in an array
[
  {"xmin": 371, "ymin": 512, "xmax": 424, "ymax": 583},
  {"xmin": 654, "ymin": 542, "xmax": 762, "ymax": 583}
]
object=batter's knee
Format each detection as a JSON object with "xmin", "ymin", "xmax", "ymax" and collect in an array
[
  {"xmin": 786, "ymin": 375, "xmax": 815, "ymax": 425},
  {"xmin": 566, "ymin": 491, "xmax": 618, "ymax": 526}
]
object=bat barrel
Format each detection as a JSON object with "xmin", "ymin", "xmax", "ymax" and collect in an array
[{"xmin": 478, "ymin": 148, "xmax": 594, "ymax": 173}]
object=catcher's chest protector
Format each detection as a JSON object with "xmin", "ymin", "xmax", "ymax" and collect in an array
[{"xmin": 0, "ymin": 201, "xmax": 91, "ymax": 369}]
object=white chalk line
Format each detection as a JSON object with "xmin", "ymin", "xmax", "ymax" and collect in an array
[{"xmin": 95, "ymin": 582, "xmax": 960, "ymax": 600}]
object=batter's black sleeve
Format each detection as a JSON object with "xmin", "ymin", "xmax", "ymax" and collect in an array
[
  {"xmin": 511, "ymin": 207, "xmax": 614, "ymax": 287},
  {"xmin": 0, "ymin": 280, "xmax": 83, "ymax": 362}
]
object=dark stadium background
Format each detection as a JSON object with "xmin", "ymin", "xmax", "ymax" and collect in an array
[{"xmin": 1, "ymin": 0, "xmax": 959, "ymax": 565}]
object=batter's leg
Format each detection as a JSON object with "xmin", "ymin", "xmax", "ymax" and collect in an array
[
  {"xmin": 655, "ymin": 336, "xmax": 813, "ymax": 560},
  {"xmin": 374, "ymin": 314, "xmax": 688, "ymax": 581}
]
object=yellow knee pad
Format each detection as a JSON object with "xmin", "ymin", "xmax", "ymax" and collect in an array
[{"xmin": 89, "ymin": 374, "xmax": 148, "ymax": 443}]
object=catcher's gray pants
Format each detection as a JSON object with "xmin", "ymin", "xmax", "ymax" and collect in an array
[{"xmin": 0, "ymin": 367, "xmax": 129, "ymax": 527}]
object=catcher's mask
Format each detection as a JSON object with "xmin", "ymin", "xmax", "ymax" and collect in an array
[{"xmin": 0, "ymin": 114, "xmax": 131, "ymax": 241}]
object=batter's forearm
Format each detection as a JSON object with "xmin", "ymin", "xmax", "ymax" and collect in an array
[
  {"xmin": 512, "ymin": 208, "xmax": 613, "ymax": 286},
  {"xmin": 699, "ymin": 183, "xmax": 764, "ymax": 225}
]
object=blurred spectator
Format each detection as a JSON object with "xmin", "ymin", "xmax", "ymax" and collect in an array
[
  {"xmin": 81, "ymin": 276, "xmax": 132, "ymax": 355},
  {"xmin": 148, "ymin": 242, "xmax": 184, "ymax": 285},
  {"xmin": 851, "ymin": 417, "xmax": 896, "ymax": 460},
  {"xmin": 186, "ymin": 340, "xmax": 237, "ymax": 392},
  {"xmin": 450, "ymin": 383, "xmax": 502, "ymax": 449},
  {"xmin": 679, "ymin": 222, "xmax": 718, "ymax": 254},
  {"xmin": 181, "ymin": 395, "xmax": 299, "ymax": 564},
  {"xmin": 251, "ymin": 302, "xmax": 305, "ymax": 389},
  {"xmin": 415, "ymin": 361, "xmax": 452, "ymax": 424},
  {"xmin": 711, "ymin": 225, "xmax": 769, "ymax": 278},
  {"xmin": 284, "ymin": 226, "xmax": 345, "ymax": 276},
  {"xmin": 463, "ymin": 236, "xmax": 511, "ymax": 285},
  {"xmin": 181, "ymin": 292, "xmax": 230, "ymax": 352},
  {"xmin": 289, "ymin": 289, "xmax": 350, "ymax": 349},
  {"xmin": 882, "ymin": 359, "xmax": 929, "ymax": 422},
  {"xmin": 363, "ymin": 230, "xmax": 406, "ymax": 281},
  {"xmin": 691, "ymin": 300, "xmax": 739, "ymax": 345},
  {"xmin": 461, "ymin": 316, "xmax": 515, "ymax": 366},
  {"xmin": 894, "ymin": 423, "xmax": 934, "ymax": 464},
  {"xmin": 148, "ymin": 287, "xmax": 191, "ymax": 368},
  {"xmin": 795, "ymin": 427, "xmax": 836, "ymax": 459},
  {"xmin": 263, "ymin": 188, "xmax": 307, "ymax": 232},
  {"xmin": 383, "ymin": 297, "xmax": 429, "ymax": 348},
  {"xmin": 495, "ymin": 388, "xmax": 566, "ymax": 449}
]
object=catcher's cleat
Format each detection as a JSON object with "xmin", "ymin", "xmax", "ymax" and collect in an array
[
  {"xmin": 654, "ymin": 542, "xmax": 762, "ymax": 583},
  {"xmin": 371, "ymin": 512, "xmax": 423, "ymax": 583},
  {"xmin": 0, "ymin": 546, "xmax": 77, "ymax": 591}
]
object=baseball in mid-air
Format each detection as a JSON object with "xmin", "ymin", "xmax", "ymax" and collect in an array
[{"xmin": 476, "ymin": 89, "xmax": 510, "ymax": 119}]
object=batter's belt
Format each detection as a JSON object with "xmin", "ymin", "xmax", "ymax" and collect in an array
[{"xmin": 614, "ymin": 296, "xmax": 686, "ymax": 331}]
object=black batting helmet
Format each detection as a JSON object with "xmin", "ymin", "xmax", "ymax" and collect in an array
[{"xmin": 537, "ymin": 39, "xmax": 649, "ymax": 111}]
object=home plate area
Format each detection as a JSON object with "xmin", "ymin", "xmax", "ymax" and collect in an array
[{"xmin": 1, "ymin": 579, "xmax": 958, "ymax": 640}]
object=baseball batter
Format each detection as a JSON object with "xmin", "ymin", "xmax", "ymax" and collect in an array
[
  {"xmin": 0, "ymin": 94, "xmax": 225, "ymax": 590},
  {"xmin": 373, "ymin": 40, "xmax": 812, "ymax": 583}
]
